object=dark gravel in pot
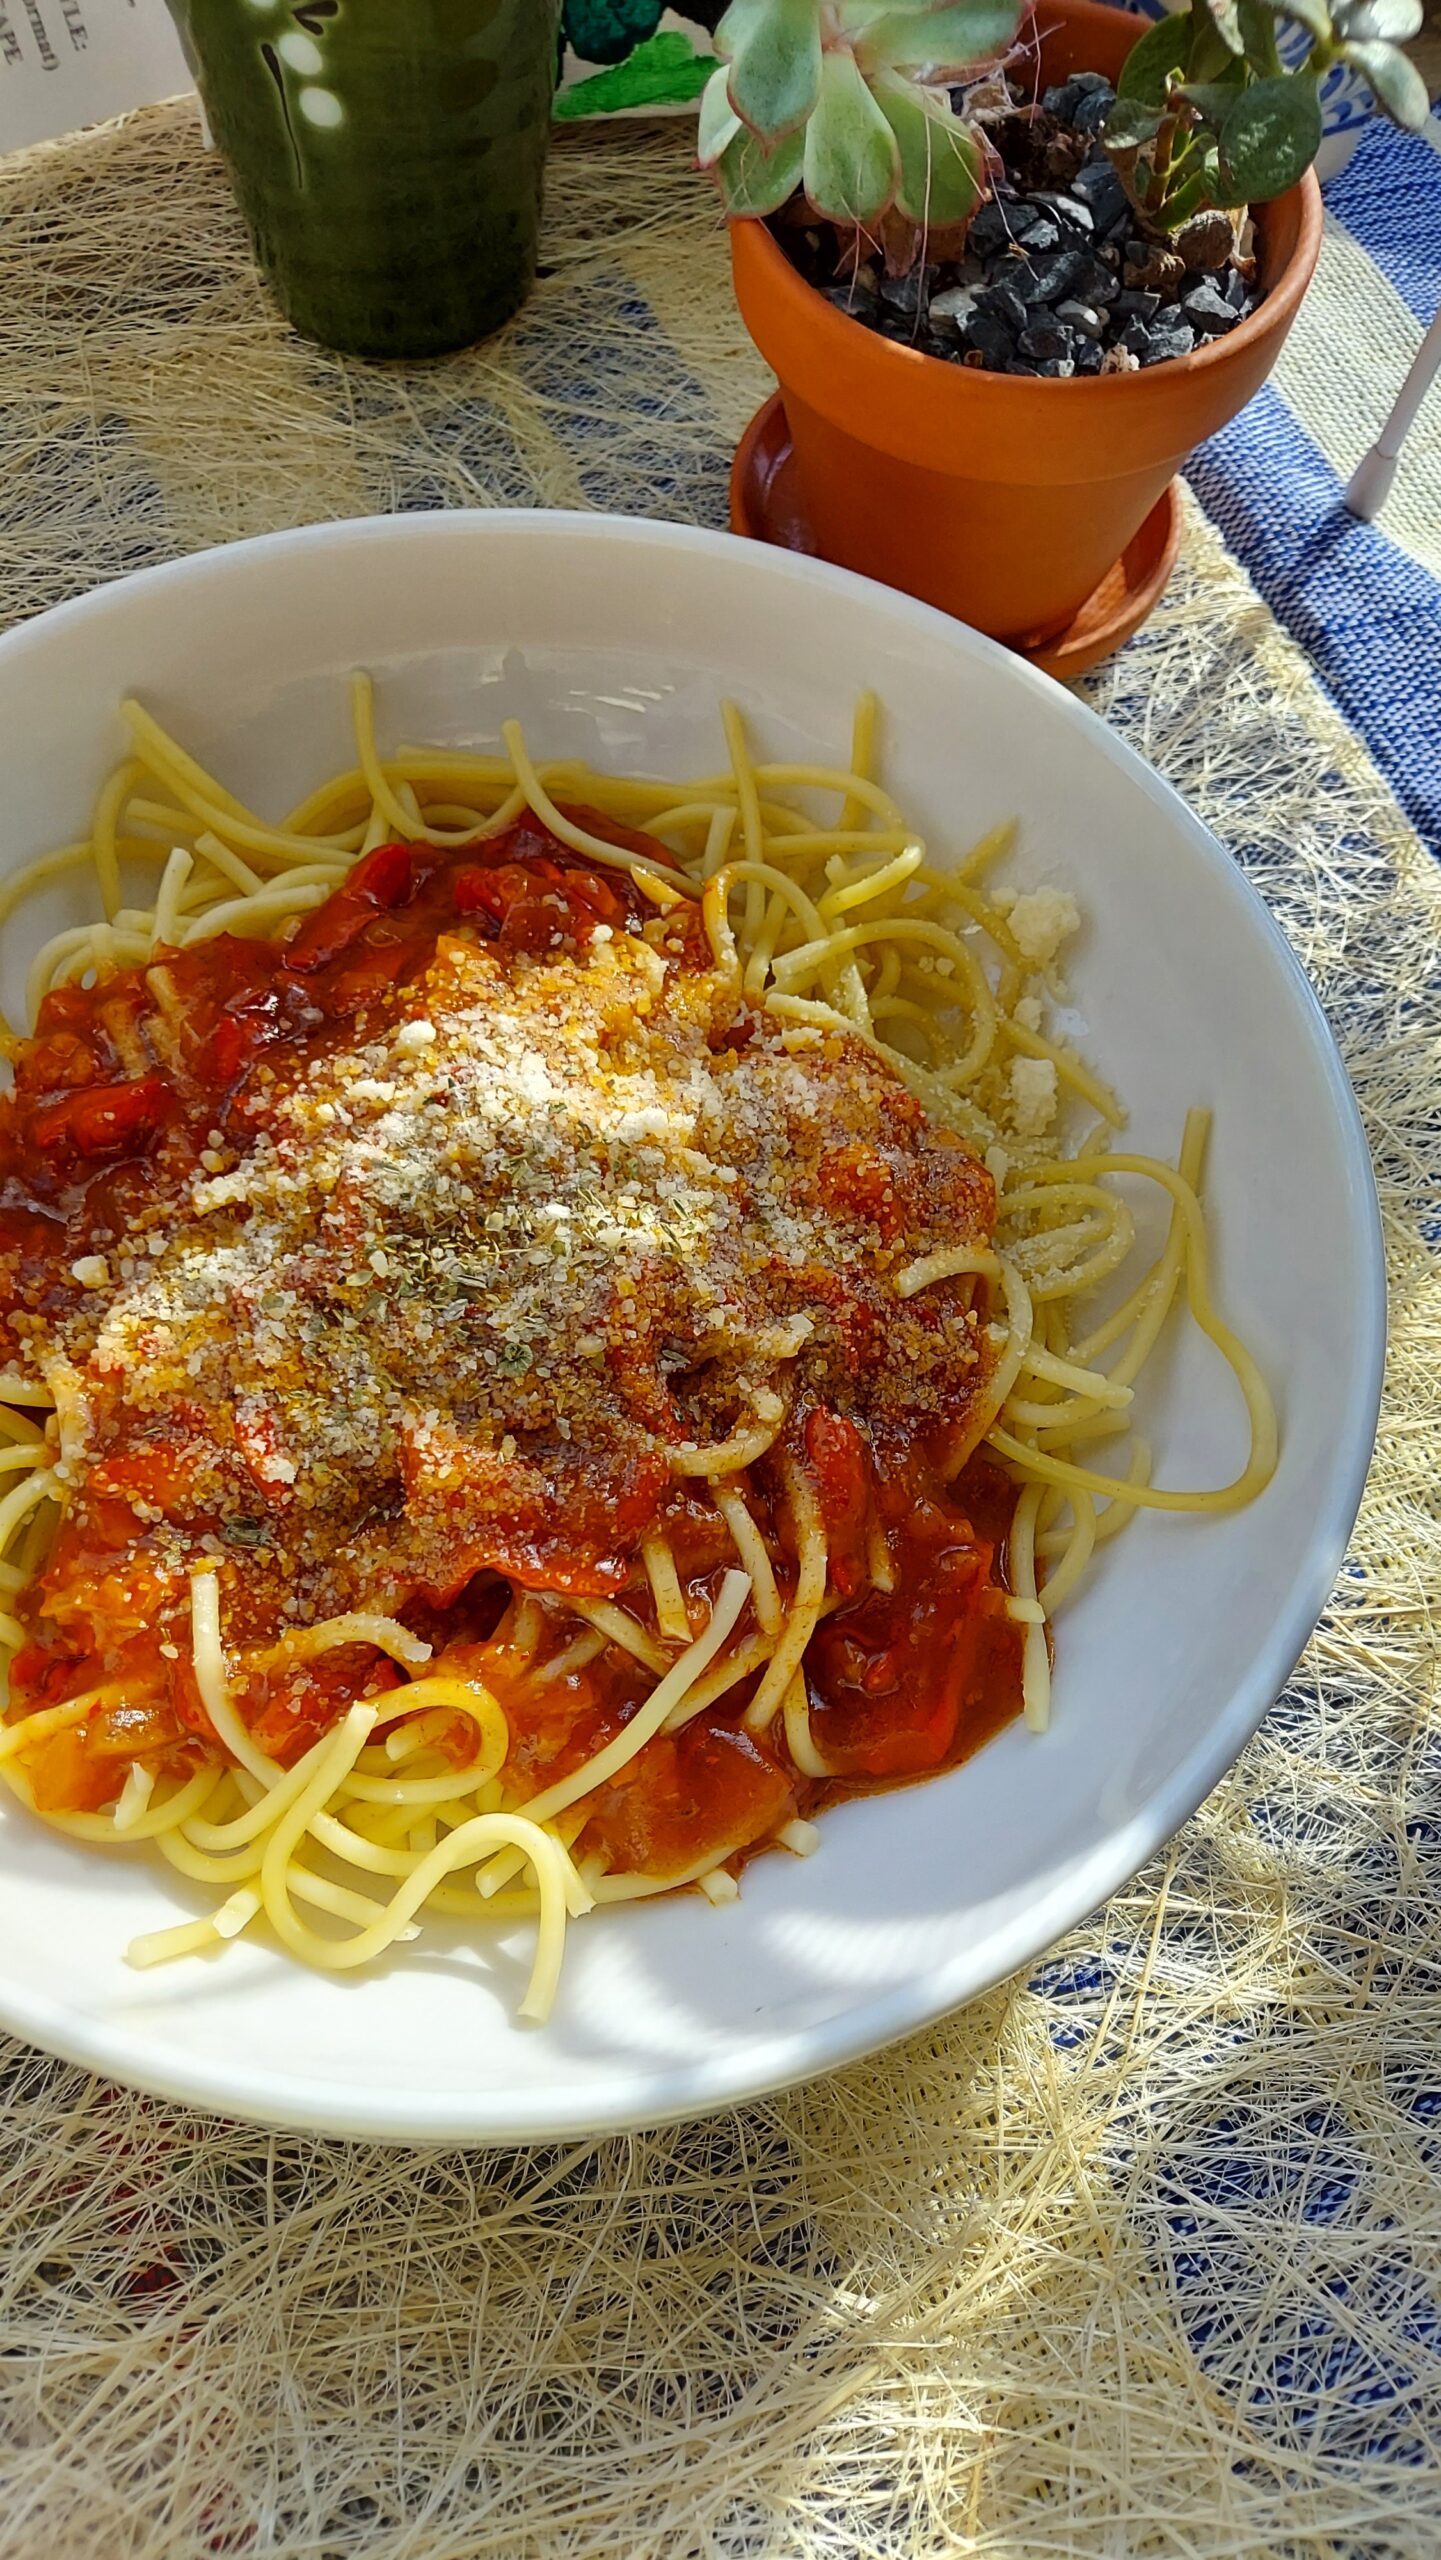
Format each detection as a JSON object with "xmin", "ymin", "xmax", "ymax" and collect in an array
[{"xmin": 779, "ymin": 71, "xmax": 1260, "ymax": 379}]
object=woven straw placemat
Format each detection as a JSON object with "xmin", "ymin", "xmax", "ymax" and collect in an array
[{"xmin": 1, "ymin": 105, "xmax": 1438, "ymax": 2560}]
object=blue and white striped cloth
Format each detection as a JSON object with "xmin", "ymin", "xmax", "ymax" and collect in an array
[{"xmin": 1186, "ymin": 113, "xmax": 1441, "ymax": 859}]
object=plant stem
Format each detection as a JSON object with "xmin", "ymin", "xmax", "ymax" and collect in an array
[{"xmin": 1147, "ymin": 101, "xmax": 1180, "ymax": 216}]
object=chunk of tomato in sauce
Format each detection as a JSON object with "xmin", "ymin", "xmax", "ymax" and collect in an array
[
  {"xmin": 582, "ymin": 1709, "xmax": 797, "ymax": 1882},
  {"xmin": 6, "ymin": 1631, "xmax": 90, "ymax": 1711},
  {"xmin": 808, "ymin": 1481, "xmax": 1015, "ymax": 1781},
  {"xmin": 23, "ymin": 1725, "xmax": 125, "ymax": 1815},
  {"xmin": 243, "ymin": 1645, "xmax": 402, "ymax": 1768},
  {"xmin": 27, "ymin": 1074, "xmax": 173, "ymax": 1165},
  {"xmin": 452, "ymin": 851, "xmax": 629, "ymax": 954},
  {"xmin": 283, "ymin": 840, "xmax": 417, "ymax": 977}
]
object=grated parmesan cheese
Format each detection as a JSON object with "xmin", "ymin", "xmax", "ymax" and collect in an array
[
  {"xmin": 28, "ymin": 919, "xmax": 999, "ymax": 1624},
  {"xmin": 1004, "ymin": 888, "xmax": 1080, "ymax": 967},
  {"xmin": 1007, "ymin": 1055, "xmax": 1059, "ymax": 1139}
]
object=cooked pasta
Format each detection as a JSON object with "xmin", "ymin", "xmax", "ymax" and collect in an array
[{"xmin": 0, "ymin": 680, "xmax": 1276, "ymax": 2019}]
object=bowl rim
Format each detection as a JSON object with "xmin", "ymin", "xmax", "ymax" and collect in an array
[{"xmin": 0, "ymin": 509, "xmax": 1387, "ymax": 2142}]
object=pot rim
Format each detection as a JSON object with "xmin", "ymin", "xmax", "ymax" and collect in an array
[{"xmin": 729, "ymin": 170, "xmax": 1323, "ymax": 402}]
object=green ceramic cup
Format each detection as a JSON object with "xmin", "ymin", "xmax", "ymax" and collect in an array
[{"xmin": 166, "ymin": 0, "xmax": 562, "ymax": 359}]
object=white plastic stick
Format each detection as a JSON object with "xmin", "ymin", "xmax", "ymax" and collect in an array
[{"xmin": 1344, "ymin": 300, "xmax": 1441, "ymax": 520}]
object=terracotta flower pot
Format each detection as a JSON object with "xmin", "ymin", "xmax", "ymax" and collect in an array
[{"xmin": 728, "ymin": 0, "xmax": 1322, "ymax": 648}]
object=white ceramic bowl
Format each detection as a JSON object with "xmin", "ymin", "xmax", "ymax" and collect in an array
[{"xmin": 0, "ymin": 513, "xmax": 1383, "ymax": 2142}]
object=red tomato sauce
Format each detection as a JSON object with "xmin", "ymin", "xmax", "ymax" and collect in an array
[{"xmin": 1, "ymin": 809, "xmax": 1024, "ymax": 1871}]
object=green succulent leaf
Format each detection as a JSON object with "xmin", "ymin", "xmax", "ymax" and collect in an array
[
  {"xmin": 714, "ymin": 0, "xmax": 767, "ymax": 57},
  {"xmin": 1237, "ymin": 0, "xmax": 1285, "ymax": 70},
  {"xmin": 1341, "ymin": 35, "xmax": 1431, "ymax": 122},
  {"xmin": 858, "ymin": 0, "xmax": 1023, "ymax": 73},
  {"xmin": 1192, "ymin": 20, "xmax": 1244, "ymax": 77},
  {"xmin": 1104, "ymin": 94, "xmax": 1167, "ymax": 148},
  {"xmin": 1217, "ymin": 71, "xmax": 1323, "ymax": 194},
  {"xmin": 1260, "ymin": 0, "xmax": 1332, "ymax": 38},
  {"xmin": 1333, "ymin": 0, "xmax": 1422, "ymax": 37},
  {"xmin": 872, "ymin": 67, "xmax": 986, "ymax": 223},
  {"xmin": 803, "ymin": 46, "xmax": 902, "ymax": 223},
  {"xmin": 1174, "ymin": 70, "xmax": 1248, "ymax": 122},
  {"xmin": 697, "ymin": 63, "xmax": 744, "ymax": 167},
  {"xmin": 714, "ymin": 120, "xmax": 809, "ymax": 216},
  {"xmin": 716, "ymin": 0, "xmax": 822, "ymax": 138},
  {"xmin": 1187, "ymin": 149, "xmax": 1259, "ymax": 204},
  {"xmin": 1204, "ymin": 0, "xmax": 1248, "ymax": 52},
  {"xmin": 1116, "ymin": 11, "xmax": 1192, "ymax": 102}
]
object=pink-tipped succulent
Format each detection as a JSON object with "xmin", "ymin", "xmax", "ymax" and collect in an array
[
  {"xmin": 699, "ymin": 0, "xmax": 1430, "ymax": 254},
  {"xmin": 697, "ymin": 0, "xmax": 1024, "ymax": 231}
]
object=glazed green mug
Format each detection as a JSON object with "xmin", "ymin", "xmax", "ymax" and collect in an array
[{"xmin": 166, "ymin": 0, "xmax": 562, "ymax": 359}]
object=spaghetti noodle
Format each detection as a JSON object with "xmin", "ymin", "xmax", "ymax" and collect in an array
[{"xmin": 0, "ymin": 681, "xmax": 1277, "ymax": 2021}]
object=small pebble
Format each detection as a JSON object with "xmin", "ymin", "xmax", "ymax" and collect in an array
[
  {"xmin": 822, "ymin": 282, "xmax": 877, "ymax": 321},
  {"xmin": 1019, "ymin": 319, "xmax": 1076, "ymax": 363},
  {"xmin": 1115, "ymin": 314, "xmax": 1197, "ymax": 366},
  {"xmin": 977, "ymin": 279, "xmax": 1029, "ymax": 333},
  {"xmin": 1142, "ymin": 323, "xmax": 1196, "ymax": 364},
  {"xmin": 929, "ymin": 281, "xmax": 981, "ymax": 324},
  {"xmin": 1071, "ymin": 158, "xmax": 1122, "ymax": 206},
  {"xmin": 1070, "ymin": 162, "xmax": 1130, "ymax": 237},
  {"xmin": 1010, "ymin": 212, "xmax": 1061, "ymax": 256},
  {"xmin": 1182, "ymin": 281, "xmax": 1239, "ymax": 335},
  {"xmin": 1021, "ymin": 247, "xmax": 1089, "ymax": 306},
  {"xmin": 1031, "ymin": 189, "xmax": 1094, "ymax": 236},
  {"xmin": 970, "ymin": 199, "xmax": 1019, "ymax": 255},
  {"xmin": 1070, "ymin": 86, "xmax": 1115, "ymax": 135},
  {"xmin": 964, "ymin": 312, "xmax": 1018, "ymax": 366},
  {"xmin": 880, "ymin": 271, "xmax": 926, "ymax": 316},
  {"xmin": 1055, "ymin": 298, "xmax": 1106, "ymax": 339},
  {"xmin": 1113, "ymin": 288, "xmax": 1161, "ymax": 321},
  {"xmin": 1009, "ymin": 201, "xmax": 1055, "ymax": 243},
  {"xmin": 1074, "ymin": 255, "xmax": 1121, "ymax": 306}
]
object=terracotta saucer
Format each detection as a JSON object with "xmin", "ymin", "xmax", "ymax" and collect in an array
[{"xmin": 729, "ymin": 392, "xmax": 1181, "ymax": 683}]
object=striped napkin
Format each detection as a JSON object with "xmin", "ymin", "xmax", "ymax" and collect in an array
[{"xmin": 1187, "ymin": 114, "xmax": 1441, "ymax": 860}]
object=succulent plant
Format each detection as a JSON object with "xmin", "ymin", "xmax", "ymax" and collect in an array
[
  {"xmin": 699, "ymin": 0, "xmax": 1430, "ymax": 247},
  {"xmin": 697, "ymin": 0, "xmax": 1023, "ymax": 230},
  {"xmin": 1104, "ymin": 0, "xmax": 1430, "ymax": 232}
]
